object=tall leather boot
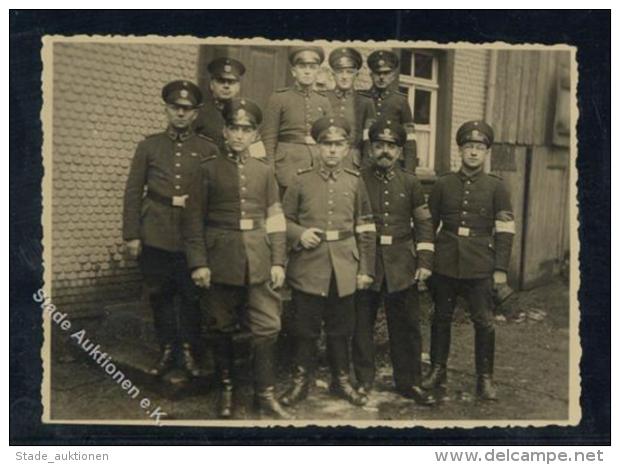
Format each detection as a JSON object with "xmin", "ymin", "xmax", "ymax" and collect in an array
[
  {"xmin": 253, "ymin": 336, "xmax": 293, "ymax": 420},
  {"xmin": 148, "ymin": 343, "xmax": 175, "ymax": 377},
  {"xmin": 475, "ymin": 327, "xmax": 497, "ymax": 401},
  {"xmin": 213, "ymin": 334, "xmax": 235, "ymax": 418},
  {"xmin": 179, "ymin": 342, "xmax": 202, "ymax": 378},
  {"xmin": 327, "ymin": 336, "xmax": 368, "ymax": 407},
  {"xmin": 421, "ymin": 320, "xmax": 451, "ymax": 390},
  {"xmin": 280, "ymin": 338, "xmax": 315, "ymax": 407}
]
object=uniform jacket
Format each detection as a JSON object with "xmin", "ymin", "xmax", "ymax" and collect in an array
[
  {"xmin": 122, "ymin": 128, "xmax": 219, "ymax": 252},
  {"xmin": 361, "ymin": 166, "xmax": 435, "ymax": 293},
  {"xmin": 325, "ymin": 89, "xmax": 376, "ymax": 150},
  {"xmin": 183, "ymin": 148, "xmax": 286, "ymax": 286},
  {"xmin": 359, "ymin": 86, "xmax": 417, "ymax": 170},
  {"xmin": 428, "ymin": 169, "xmax": 515, "ymax": 279},
  {"xmin": 193, "ymin": 93, "xmax": 227, "ymax": 146},
  {"xmin": 261, "ymin": 85, "xmax": 333, "ymax": 188},
  {"xmin": 282, "ymin": 164, "xmax": 376, "ymax": 298}
]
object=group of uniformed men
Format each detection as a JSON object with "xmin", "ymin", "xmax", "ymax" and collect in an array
[{"xmin": 123, "ymin": 46, "xmax": 516, "ymax": 420}]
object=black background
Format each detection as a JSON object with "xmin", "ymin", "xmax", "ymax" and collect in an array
[{"xmin": 9, "ymin": 10, "xmax": 611, "ymax": 445}]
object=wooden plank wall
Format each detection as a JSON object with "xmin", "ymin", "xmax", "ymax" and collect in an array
[{"xmin": 490, "ymin": 50, "xmax": 570, "ymax": 147}]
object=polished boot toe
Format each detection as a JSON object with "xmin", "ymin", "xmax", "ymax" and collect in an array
[
  {"xmin": 399, "ymin": 385, "xmax": 437, "ymax": 406},
  {"xmin": 256, "ymin": 387, "xmax": 294, "ymax": 420},
  {"xmin": 477, "ymin": 374, "xmax": 498, "ymax": 401},
  {"xmin": 331, "ymin": 375, "xmax": 368, "ymax": 407}
]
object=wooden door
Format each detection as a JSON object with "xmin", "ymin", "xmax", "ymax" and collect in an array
[{"xmin": 520, "ymin": 146, "xmax": 571, "ymax": 288}]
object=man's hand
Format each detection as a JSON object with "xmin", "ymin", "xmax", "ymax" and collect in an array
[
  {"xmin": 414, "ymin": 267, "xmax": 432, "ymax": 282},
  {"xmin": 300, "ymin": 227, "xmax": 323, "ymax": 249},
  {"xmin": 270, "ymin": 265, "xmax": 286, "ymax": 290},
  {"xmin": 125, "ymin": 239, "xmax": 142, "ymax": 259},
  {"xmin": 356, "ymin": 274, "xmax": 373, "ymax": 290},
  {"xmin": 493, "ymin": 270, "xmax": 508, "ymax": 286},
  {"xmin": 191, "ymin": 267, "xmax": 212, "ymax": 289}
]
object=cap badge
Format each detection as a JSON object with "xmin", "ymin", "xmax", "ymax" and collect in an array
[
  {"xmin": 329, "ymin": 118, "xmax": 334, "ymax": 124},
  {"xmin": 180, "ymin": 89, "xmax": 189, "ymax": 98},
  {"xmin": 237, "ymin": 109, "xmax": 247, "ymax": 118},
  {"xmin": 240, "ymin": 99, "xmax": 246, "ymax": 105},
  {"xmin": 378, "ymin": 59, "xmax": 385, "ymax": 66},
  {"xmin": 224, "ymin": 64, "xmax": 232, "ymax": 73},
  {"xmin": 383, "ymin": 128, "xmax": 391, "ymax": 136},
  {"xmin": 472, "ymin": 130, "xmax": 481, "ymax": 138}
]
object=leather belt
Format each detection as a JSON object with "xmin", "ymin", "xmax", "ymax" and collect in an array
[
  {"xmin": 147, "ymin": 190, "xmax": 188, "ymax": 208},
  {"xmin": 317, "ymin": 230, "xmax": 354, "ymax": 242},
  {"xmin": 206, "ymin": 218, "xmax": 264, "ymax": 231},
  {"xmin": 278, "ymin": 134, "xmax": 316, "ymax": 145},
  {"xmin": 442, "ymin": 225, "xmax": 492, "ymax": 237}
]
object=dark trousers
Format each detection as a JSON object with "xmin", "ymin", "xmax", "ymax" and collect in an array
[
  {"xmin": 139, "ymin": 246, "xmax": 201, "ymax": 348},
  {"xmin": 290, "ymin": 276, "xmax": 355, "ymax": 375},
  {"xmin": 429, "ymin": 274, "xmax": 495, "ymax": 374},
  {"xmin": 353, "ymin": 285, "xmax": 423, "ymax": 390}
]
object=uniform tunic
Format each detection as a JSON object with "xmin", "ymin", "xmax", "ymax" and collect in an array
[
  {"xmin": 360, "ymin": 166, "xmax": 435, "ymax": 293},
  {"xmin": 324, "ymin": 89, "xmax": 376, "ymax": 151},
  {"xmin": 261, "ymin": 85, "xmax": 333, "ymax": 188},
  {"xmin": 282, "ymin": 165, "xmax": 376, "ymax": 298},
  {"xmin": 122, "ymin": 128, "xmax": 220, "ymax": 252},
  {"xmin": 193, "ymin": 93, "xmax": 227, "ymax": 146},
  {"xmin": 428, "ymin": 170, "xmax": 515, "ymax": 279}
]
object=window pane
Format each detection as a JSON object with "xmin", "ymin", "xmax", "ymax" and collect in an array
[
  {"xmin": 414, "ymin": 53, "xmax": 433, "ymax": 79},
  {"xmin": 415, "ymin": 130, "xmax": 430, "ymax": 168},
  {"xmin": 414, "ymin": 89, "xmax": 431, "ymax": 125},
  {"xmin": 398, "ymin": 86, "xmax": 410, "ymax": 97},
  {"xmin": 399, "ymin": 50, "xmax": 413, "ymax": 75}
]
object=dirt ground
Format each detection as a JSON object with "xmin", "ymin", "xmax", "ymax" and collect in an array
[{"xmin": 50, "ymin": 278, "xmax": 571, "ymax": 423}]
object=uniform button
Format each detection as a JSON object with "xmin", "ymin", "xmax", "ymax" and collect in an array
[
  {"xmin": 384, "ymin": 180, "xmax": 388, "ymax": 184},
  {"xmin": 241, "ymin": 199, "xmax": 246, "ymax": 203},
  {"xmin": 321, "ymin": 292, "xmax": 327, "ymax": 297},
  {"xmin": 384, "ymin": 190, "xmax": 389, "ymax": 194},
  {"xmin": 175, "ymin": 175, "xmax": 181, "ymax": 179},
  {"xmin": 465, "ymin": 190, "xmax": 470, "ymax": 194},
  {"xmin": 463, "ymin": 211, "xmax": 468, "ymax": 215},
  {"xmin": 328, "ymin": 221, "xmax": 333, "ymax": 225},
  {"xmin": 377, "ymin": 112, "xmax": 382, "ymax": 116},
  {"xmin": 328, "ymin": 200, "xmax": 334, "ymax": 205},
  {"xmin": 463, "ymin": 200, "xmax": 468, "ymax": 205},
  {"xmin": 329, "ymin": 211, "xmax": 334, "ymax": 215},
  {"xmin": 177, "ymin": 143, "xmax": 182, "ymax": 147},
  {"xmin": 384, "ymin": 212, "xmax": 389, "ymax": 216},
  {"xmin": 175, "ymin": 185, "xmax": 181, "ymax": 190},
  {"xmin": 176, "ymin": 152, "xmax": 181, "ymax": 157},
  {"xmin": 329, "ymin": 189, "xmax": 334, "ymax": 193},
  {"xmin": 461, "ymin": 220, "xmax": 466, "ymax": 225},
  {"xmin": 240, "ymin": 175, "xmax": 246, "ymax": 180},
  {"xmin": 467, "ymin": 180, "xmax": 472, "ymax": 184},
  {"xmin": 241, "ymin": 211, "xmax": 246, "ymax": 216},
  {"xmin": 384, "ymin": 201, "xmax": 389, "ymax": 206},
  {"xmin": 241, "ymin": 187, "xmax": 247, "ymax": 191},
  {"xmin": 175, "ymin": 163, "xmax": 181, "ymax": 167}
]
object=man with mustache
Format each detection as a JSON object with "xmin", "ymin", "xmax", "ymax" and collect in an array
[
  {"xmin": 123, "ymin": 80, "xmax": 219, "ymax": 379},
  {"xmin": 183, "ymin": 98, "xmax": 292, "ymax": 419},
  {"xmin": 261, "ymin": 46, "xmax": 333, "ymax": 194},
  {"xmin": 352, "ymin": 119, "xmax": 436, "ymax": 405},
  {"xmin": 280, "ymin": 116, "xmax": 376, "ymax": 408},
  {"xmin": 325, "ymin": 47, "xmax": 376, "ymax": 169},
  {"xmin": 423, "ymin": 120, "xmax": 515, "ymax": 401},
  {"xmin": 360, "ymin": 50, "xmax": 418, "ymax": 171}
]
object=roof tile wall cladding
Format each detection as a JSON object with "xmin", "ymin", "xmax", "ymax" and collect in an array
[
  {"xmin": 52, "ymin": 43, "xmax": 200, "ymax": 314},
  {"xmin": 449, "ymin": 49, "xmax": 489, "ymax": 171}
]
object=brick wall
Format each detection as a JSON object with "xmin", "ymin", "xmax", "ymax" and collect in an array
[
  {"xmin": 51, "ymin": 42, "xmax": 200, "ymax": 314},
  {"xmin": 449, "ymin": 49, "xmax": 490, "ymax": 170}
]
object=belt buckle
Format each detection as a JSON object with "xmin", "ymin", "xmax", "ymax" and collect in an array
[
  {"xmin": 172, "ymin": 195, "xmax": 188, "ymax": 208},
  {"xmin": 325, "ymin": 230, "xmax": 339, "ymax": 241},
  {"xmin": 240, "ymin": 219, "xmax": 254, "ymax": 230},
  {"xmin": 380, "ymin": 235, "xmax": 393, "ymax": 245},
  {"xmin": 457, "ymin": 226, "xmax": 470, "ymax": 237}
]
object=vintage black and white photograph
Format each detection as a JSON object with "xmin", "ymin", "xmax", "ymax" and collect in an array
[{"xmin": 40, "ymin": 36, "xmax": 578, "ymax": 427}]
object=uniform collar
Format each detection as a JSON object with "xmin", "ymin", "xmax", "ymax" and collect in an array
[
  {"xmin": 373, "ymin": 166, "xmax": 396, "ymax": 181},
  {"xmin": 224, "ymin": 144, "xmax": 249, "ymax": 164},
  {"xmin": 334, "ymin": 88, "xmax": 353, "ymax": 99},
  {"xmin": 207, "ymin": 92, "xmax": 226, "ymax": 112},
  {"xmin": 372, "ymin": 86, "xmax": 391, "ymax": 98},
  {"xmin": 318, "ymin": 163, "xmax": 342, "ymax": 181},
  {"xmin": 294, "ymin": 82, "xmax": 313, "ymax": 97},
  {"xmin": 458, "ymin": 167, "xmax": 484, "ymax": 182},
  {"xmin": 166, "ymin": 126, "xmax": 193, "ymax": 142}
]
